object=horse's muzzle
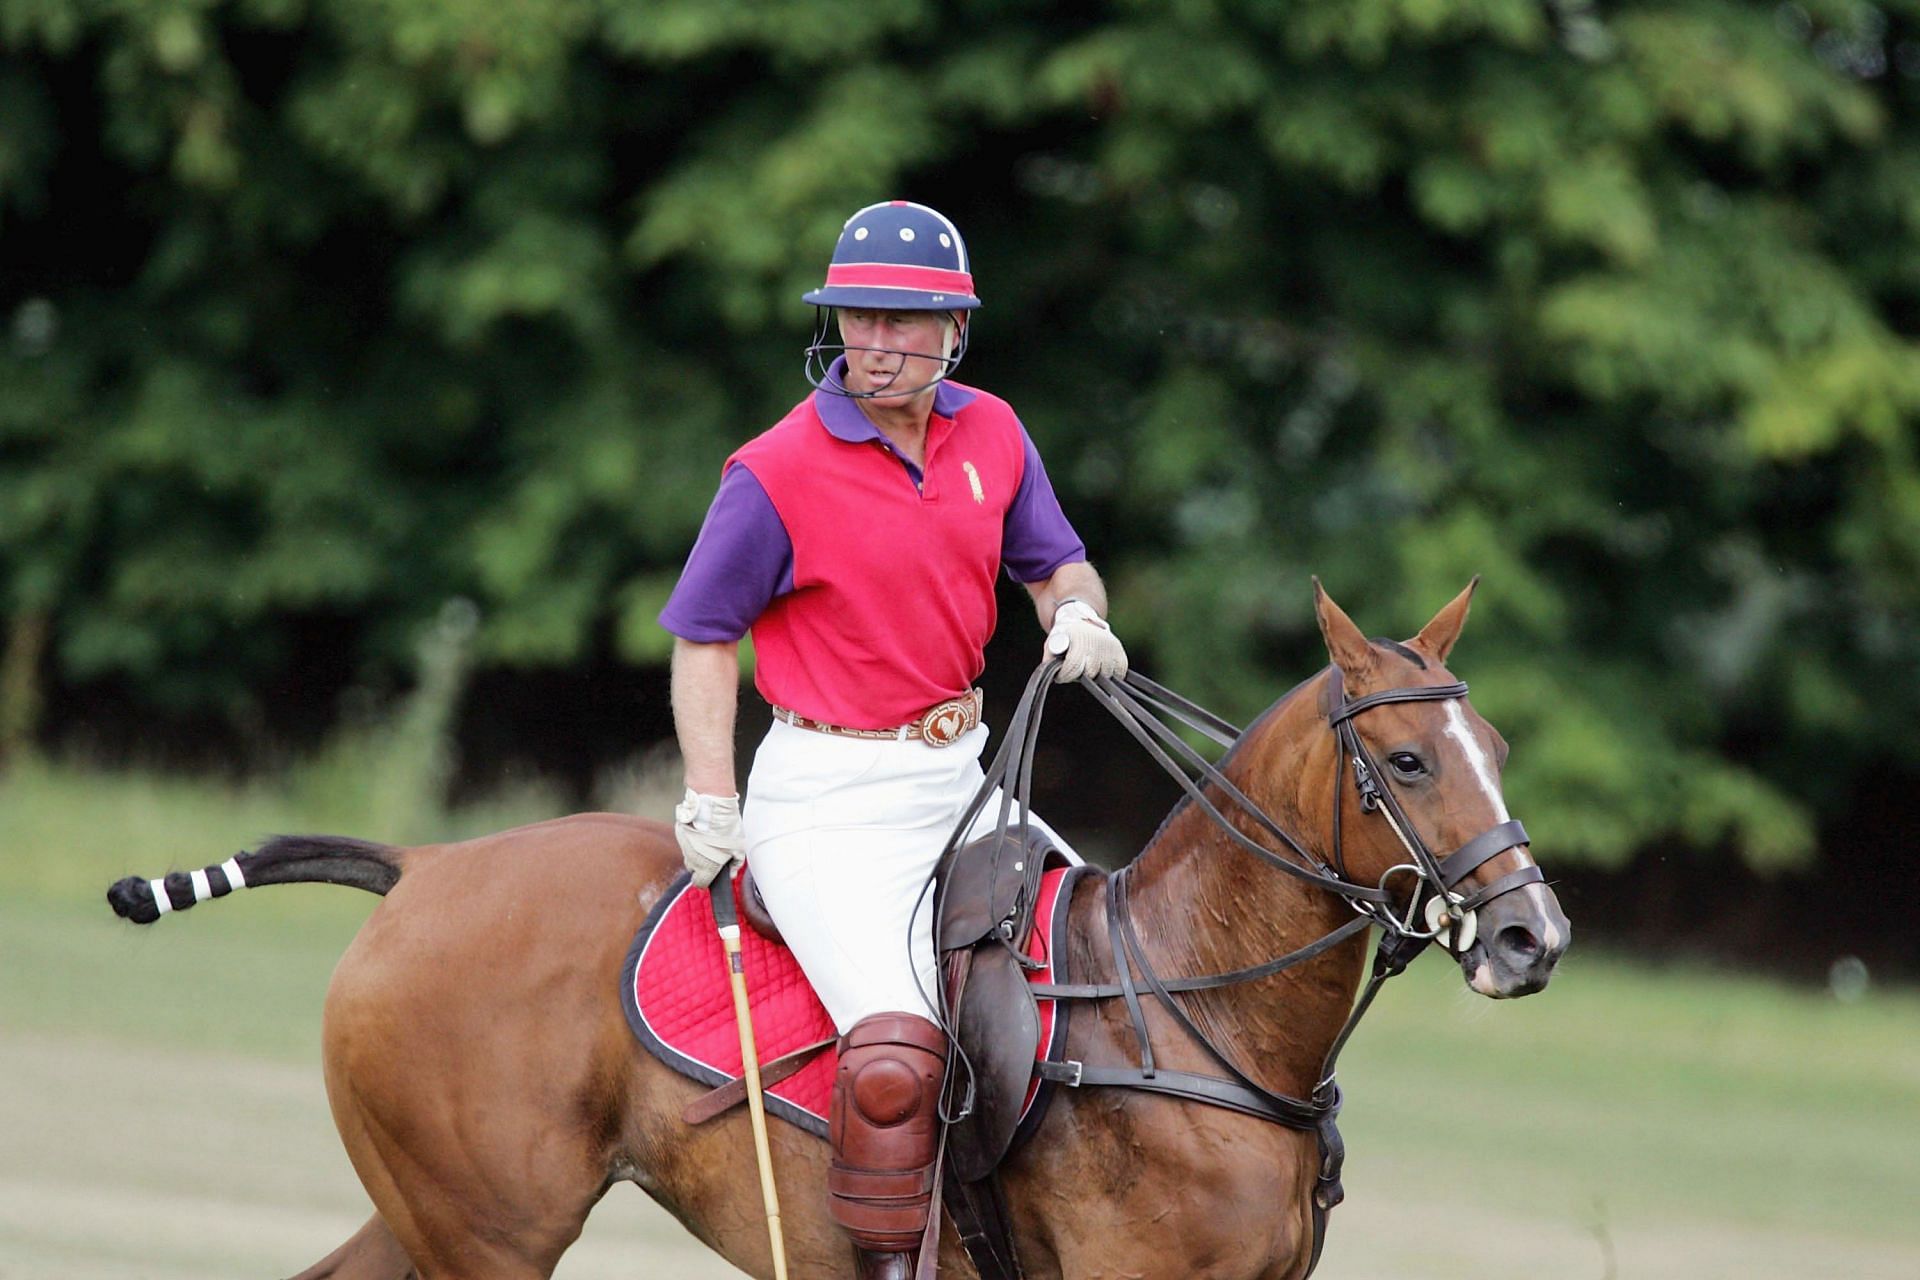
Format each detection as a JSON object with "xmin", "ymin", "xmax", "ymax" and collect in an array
[{"xmin": 1461, "ymin": 885, "xmax": 1570, "ymax": 998}]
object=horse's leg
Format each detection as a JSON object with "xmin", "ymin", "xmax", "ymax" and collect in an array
[
  {"xmin": 310, "ymin": 818, "xmax": 912, "ymax": 1279},
  {"xmin": 327, "ymin": 1075, "xmax": 605, "ymax": 1279},
  {"xmin": 319, "ymin": 864, "xmax": 635, "ymax": 1279},
  {"xmin": 323, "ymin": 1022, "xmax": 613, "ymax": 1279},
  {"xmin": 287, "ymin": 1214, "xmax": 416, "ymax": 1280},
  {"xmin": 614, "ymin": 1050, "xmax": 863, "ymax": 1279}
]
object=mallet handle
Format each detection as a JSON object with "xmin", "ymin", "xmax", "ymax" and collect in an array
[{"xmin": 713, "ymin": 883, "xmax": 790, "ymax": 1280}]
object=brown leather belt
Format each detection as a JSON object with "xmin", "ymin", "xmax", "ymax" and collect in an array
[{"xmin": 771, "ymin": 689, "xmax": 983, "ymax": 748}]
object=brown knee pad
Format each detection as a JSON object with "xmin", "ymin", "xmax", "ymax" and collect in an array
[{"xmin": 827, "ymin": 1012, "xmax": 948, "ymax": 1253}]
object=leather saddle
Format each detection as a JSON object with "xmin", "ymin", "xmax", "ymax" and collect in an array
[
  {"xmin": 935, "ymin": 823, "xmax": 1075, "ymax": 1182},
  {"xmin": 736, "ymin": 821, "xmax": 1077, "ymax": 1185}
]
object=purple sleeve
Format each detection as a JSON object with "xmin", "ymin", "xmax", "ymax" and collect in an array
[
  {"xmin": 658, "ymin": 464, "xmax": 795, "ymax": 642},
  {"xmin": 1001, "ymin": 425, "xmax": 1088, "ymax": 583}
]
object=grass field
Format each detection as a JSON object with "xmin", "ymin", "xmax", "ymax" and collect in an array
[{"xmin": 4, "ymin": 760, "xmax": 1919, "ymax": 1279}]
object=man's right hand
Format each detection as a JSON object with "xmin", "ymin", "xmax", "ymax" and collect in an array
[{"xmin": 673, "ymin": 788, "xmax": 744, "ymax": 888}]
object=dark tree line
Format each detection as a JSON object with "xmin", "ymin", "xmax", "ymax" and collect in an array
[{"xmin": 5, "ymin": 0, "xmax": 1920, "ymax": 879}]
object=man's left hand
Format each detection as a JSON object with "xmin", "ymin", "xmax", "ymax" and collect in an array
[{"xmin": 1046, "ymin": 598, "xmax": 1128, "ymax": 683}]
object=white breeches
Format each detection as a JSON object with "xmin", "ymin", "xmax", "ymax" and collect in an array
[{"xmin": 741, "ymin": 718, "xmax": 1074, "ymax": 1033}]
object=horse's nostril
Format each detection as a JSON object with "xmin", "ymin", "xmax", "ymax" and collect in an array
[{"xmin": 1496, "ymin": 924, "xmax": 1540, "ymax": 961}]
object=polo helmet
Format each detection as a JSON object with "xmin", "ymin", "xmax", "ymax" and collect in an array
[{"xmin": 803, "ymin": 200, "xmax": 980, "ymax": 398}]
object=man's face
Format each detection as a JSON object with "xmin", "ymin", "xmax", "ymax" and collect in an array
[{"xmin": 835, "ymin": 308, "xmax": 958, "ymax": 405}]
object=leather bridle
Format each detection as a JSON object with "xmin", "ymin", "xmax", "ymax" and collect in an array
[
  {"xmin": 1323, "ymin": 669, "xmax": 1543, "ymax": 952},
  {"xmin": 1084, "ymin": 664, "xmax": 1541, "ymax": 969},
  {"xmin": 928, "ymin": 657, "xmax": 1543, "ymax": 1280}
]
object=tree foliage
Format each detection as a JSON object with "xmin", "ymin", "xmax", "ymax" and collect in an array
[{"xmin": 4, "ymin": 0, "xmax": 1919, "ymax": 871}]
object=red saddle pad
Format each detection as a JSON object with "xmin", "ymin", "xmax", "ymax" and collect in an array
[{"xmin": 622, "ymin": 865, "xmax": 1079, "ymax": 1137}]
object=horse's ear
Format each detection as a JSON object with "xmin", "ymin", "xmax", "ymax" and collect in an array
[
  {"xmin": 1413, "ymin": 576, "xmax": 1479, "ymax": 665},
  {"xmin": 1313, "ymin": 577, "xmax": 1376, "ymax": 683}
]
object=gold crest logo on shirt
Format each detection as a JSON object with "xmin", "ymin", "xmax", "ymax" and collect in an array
[{"xmin": 962, "ymin": 461, "xmax": 985, "ymax": 504}]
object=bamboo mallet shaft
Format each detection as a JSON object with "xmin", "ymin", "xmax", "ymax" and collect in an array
[{"xmin": 710, "ymin": 881, "xmax": 790, "ymax": 1280}]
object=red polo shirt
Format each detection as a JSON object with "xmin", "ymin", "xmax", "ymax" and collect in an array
[{"xmin": 660, "ymin": 375, "xmax": 1085, "ymax": 728}]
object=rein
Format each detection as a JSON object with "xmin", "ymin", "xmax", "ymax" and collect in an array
[{"xmin": 930, "ymin": 658, "xmax": 1540, "ymax": 1280}]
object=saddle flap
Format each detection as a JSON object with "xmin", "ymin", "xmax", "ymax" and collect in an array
[
  {"xmin": 737, "ymin": 865, "xmax": 784, "ymax": 945},
  {"xmin": 946, "ymin": 944, "xmax": 1041, "ymax": 1184},
  {"xmin": 937, "ymin": 827, "xmax": 1052, "ymax": 952}
]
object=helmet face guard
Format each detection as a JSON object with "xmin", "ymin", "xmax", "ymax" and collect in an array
[
  {"xmin": 803, "ymin": 311, "xmax": 971, "ymax": 400},
  {"xmin": 801, "ymin": 200, "xmax": 981, "ymax": 399}
]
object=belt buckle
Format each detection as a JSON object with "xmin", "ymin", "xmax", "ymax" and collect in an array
[{"xmin": 918, "ymin": 696, "xmax": 972, "ymax": 747}]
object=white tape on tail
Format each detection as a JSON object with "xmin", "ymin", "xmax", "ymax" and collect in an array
[
  {"xmin": 148, "ymin": 878, "xmax": 173, "ymax": 915},
  {"xmin": 221, "ymin": 857, "xmax": 247, "ymax": 890},
  {"xmin": 190, "ymin": 869, "xmax": 212, "ymax": 903}
]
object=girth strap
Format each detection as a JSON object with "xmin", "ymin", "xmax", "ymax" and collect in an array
[{"xmin": 941, "ymin": 1174, "xmax": 1024, "ymax": 1280}]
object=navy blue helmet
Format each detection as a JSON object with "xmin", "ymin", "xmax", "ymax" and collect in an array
[{"xmin": 804, "ymin": 201, "xmax": 980, "ymax": 398}]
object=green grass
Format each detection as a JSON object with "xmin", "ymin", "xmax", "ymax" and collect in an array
[
  {"xmin": 5, "ymin": 758, "xmax": 1918, "ymax": 1275},
  {"xmin": 1334, "ymin": 952, "xmax": 1920, "ymax": 1244}
]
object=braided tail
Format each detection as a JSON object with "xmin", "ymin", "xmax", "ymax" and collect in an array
[{"xmin": 106, "ymin": 834, "xmax": 403, "ymax": 925}]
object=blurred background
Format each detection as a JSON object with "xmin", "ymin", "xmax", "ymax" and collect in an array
[{"xmin": 3, "ymin": 0, "xmax": 1917, "ymax": 1276}]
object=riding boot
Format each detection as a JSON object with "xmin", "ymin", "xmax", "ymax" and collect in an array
[{"xmin": 828, "ymin": 1012, "xmax": 947, "ymax": 1279}]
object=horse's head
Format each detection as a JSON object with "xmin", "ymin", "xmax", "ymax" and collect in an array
[{"xmin": 1312, "ymin": 578, "xmax": 1569, "ymax": 998}]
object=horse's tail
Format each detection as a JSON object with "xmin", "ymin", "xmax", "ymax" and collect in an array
[{"xmin": 105, "ymin": 834, "xmax": 404, "ymax": 925}]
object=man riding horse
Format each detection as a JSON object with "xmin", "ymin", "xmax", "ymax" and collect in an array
[{"xmin": 658, "ymin": 199, "xmax": 1128, "ymax": 1279}]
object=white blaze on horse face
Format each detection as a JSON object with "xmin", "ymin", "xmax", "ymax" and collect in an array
[
  {"xmin": 1443, "ymin": 701, "xmax": 1562, "ymax": 953},
  {"xmin": 1442, "ymin": 702, "xmax": 1509, "ymax": 823}
]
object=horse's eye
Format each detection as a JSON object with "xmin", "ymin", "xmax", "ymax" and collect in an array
[{"xmin": 1387, "ymin": 752, "xmax": 1425, "ymax": 777}]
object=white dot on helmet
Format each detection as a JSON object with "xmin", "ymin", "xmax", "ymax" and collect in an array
[
  {"xmin": 939, "ymin": 233, "xmax": 952, "ymax": 247},
  {"xmin": 900, "ymin": 228, "xmax": 915, "ymax": 241},
  {"xmin": 854, "ymin": 227, "xmax": 869, "ymax": 240}
]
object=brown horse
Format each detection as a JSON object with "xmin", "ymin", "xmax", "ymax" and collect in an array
[{"xmin": 107, "ymin": 580, "xmax": 1568, "ymax": 1280}]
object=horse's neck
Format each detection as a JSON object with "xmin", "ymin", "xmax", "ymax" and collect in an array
[{"xmin": 1121, "ymin": 683, "xmax": 1366, "ymax": 1099}]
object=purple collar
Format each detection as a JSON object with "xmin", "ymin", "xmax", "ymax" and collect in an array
[{"xmin": 812, "ymin": 358, "xmax": 979, "ymax": 442}]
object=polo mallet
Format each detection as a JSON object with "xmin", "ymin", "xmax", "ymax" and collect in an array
[{"xmin": 709, "ymin": 877, "xmax": 791, "ymax": 1280}]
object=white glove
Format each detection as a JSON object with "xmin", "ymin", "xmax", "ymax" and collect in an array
[
  {"xmin": 673, "ymin": 788, "xmax": 744, "ymax": 888},
  {"xmin": 1046, "ymin": 598, "xmax": 1128, "ymax": 683}
]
